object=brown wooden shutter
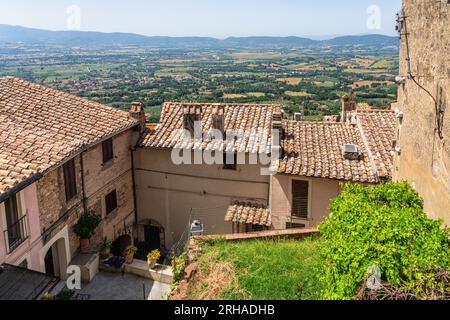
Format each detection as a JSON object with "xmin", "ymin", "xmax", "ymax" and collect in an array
[
  {"xmin": 292, "ymin": 180, "xmax": 309, "ymax": 219},
  {"xmin": 105, "ymin": 190, "xmax": 118, "ymax": 215},
  {"xmin": 102, "ymin": 138, "xmax": 114, "ymax": 163},
  {"xmin": 63, "ymin": 159, "xmax": 77, "ymax": 202}
]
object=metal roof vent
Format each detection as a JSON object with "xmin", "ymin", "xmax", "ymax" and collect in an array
[{"xmin": 343, "ymin": 144, "xmax": 361, "ymax": 160}]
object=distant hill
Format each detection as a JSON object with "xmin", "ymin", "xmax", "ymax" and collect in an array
[
  {"xmin": 0, "ymin": 24, "xmax": 399, "ymax": 48},
  {"xmin": 223, "ymin": 36, "xmax": 316, "ymax": 47},
  {"xmin": 322, "ymin": 34, "xmax": 399, "ymax": 46}
]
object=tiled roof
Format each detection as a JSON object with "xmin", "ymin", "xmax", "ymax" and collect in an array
[
  {"xmin": 0, "ymin": 77, "xmax": 138, "ymax": 198},
  {"xmin": 139, "ymin": 102, "xmax": 281, "ymax": 154},
  {"xmin": 356, "ymin": 109, "xmax": 396, "ymax": 178},
  {"xmin": 278, "ymin": 121, "xmax": 378, "ymax": 183},
  {"xmin": 225, "ymin": 201, "xmax": 271, "ymax": 227}
]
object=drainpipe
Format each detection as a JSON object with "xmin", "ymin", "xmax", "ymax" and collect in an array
[
  {"xmin": 131, "ymin": 148, "xmax": 139, "ymax": 226},
  {"xmin": 80, "ymin": 152, "xmax": 88, "ymax": 214}
]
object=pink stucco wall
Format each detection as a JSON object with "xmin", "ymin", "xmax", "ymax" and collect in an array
[{"xmin": 0, "ymin": 183, "xmax": 44, "ymax": 272}]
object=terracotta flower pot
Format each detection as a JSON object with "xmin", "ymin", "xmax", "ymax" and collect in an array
[
  {"xmin": 126, "ymin": 254, "xmax": 134, "ymax": 264},
  {"xmin": 80, "ymin": 238, "xmax": 90, "ymax": 249}
]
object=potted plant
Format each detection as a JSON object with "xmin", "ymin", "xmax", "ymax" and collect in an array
[
  {"xmin": 147, "ymin": 250, "xmax": 161, "ymax": 269},
  {"xmin": 99, "ymin": 238, "xmax": 112, "ymax": 259},
  {"xmin": 73, "ymin": 211, "xmax": 102, "ymax": 250},
  {"xmin": 125, "ymin": 246, "xmax": 138, "ymax": 264}
]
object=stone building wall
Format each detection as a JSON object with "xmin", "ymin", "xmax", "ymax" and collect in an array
[
  {"xmin": 36, "ymin": 155, "xmax": 84, "ymax": 256},
  {"xmin": 36, "ymin": 128, "xmax": 138, "ymax": 258},
  {"xmin": 134, "ymin": 149, "xmax": 270, "ymax": 248},
  {"xmin": 394, "ymin": 0, "xmax": 450, "ymax": 224}
]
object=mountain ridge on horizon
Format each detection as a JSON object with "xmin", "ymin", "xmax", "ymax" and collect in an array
[{"xmin": 0, "ymin": 24, "xmax": 399, "ymax": 48}]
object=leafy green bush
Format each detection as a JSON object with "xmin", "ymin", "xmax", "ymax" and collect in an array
[
  {"xmin": 54, "ymin": 289, "xmax": 75, "ymax": 300},
  {"xmin": 73, "ymin": 211, "xmax": 102, "ymax": 239},
  {"xmin": 318, "ymin": 182, "xmax": 450, "ymax": 300},
  {"xmin": 172, "ymin": 253, "xmax": 188, "ymax": 285}
]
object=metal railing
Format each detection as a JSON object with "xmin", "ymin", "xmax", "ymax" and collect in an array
[{"xmin": 4, "ymin": 215, "xmax": 28, "ymax": 254}]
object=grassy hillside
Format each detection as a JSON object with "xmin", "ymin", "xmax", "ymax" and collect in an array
[{"xmin": 187, "ymin": 237, "xmax": 323, "ymax": 300}]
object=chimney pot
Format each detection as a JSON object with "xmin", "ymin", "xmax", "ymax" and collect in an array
[{"xmin": 129, "ymin": 102, "xmax": 146, "ymax": 130}]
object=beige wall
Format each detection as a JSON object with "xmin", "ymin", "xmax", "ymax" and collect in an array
[
  {"xmin": 394, "ymin": 0, "xmax": 450, "ymax": 224},
  {"xmin": 270, "ymin": 174, "xmax": 341, "ymax": 229},
  {"xmin": 134, "ymin": 148, "xmax": 270, "ymax": 247},
  {"xmin": 36, "ymin": 128, "xmax": 138, "ymax": 263}
]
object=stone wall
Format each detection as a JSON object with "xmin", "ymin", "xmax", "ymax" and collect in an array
[
  {"xmin": 394, "ymin": 0, "xmax": 450, "ymax": 224},
  {"xmin": 36, "ymin": 128, "xmax": 138, "ymax": 258}
]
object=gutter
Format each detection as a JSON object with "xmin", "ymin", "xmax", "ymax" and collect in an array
[
  {"xmin": 80, "ymin": 151, "xmax": 88, "ymax": 214},
  {"xmin": 0, "ymin": 173, "xmax": 43, "ymax": 203}
]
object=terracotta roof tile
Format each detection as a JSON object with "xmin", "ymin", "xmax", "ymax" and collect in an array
[
  {"xmin": 278, "ymin": 121, "xmax": 378, "ymax": 183},
  {"xmin": 356, "ymin": 109, "xmax": 396, "ymax": 178},
  {"xmin": 0, "ymin": 77, "xmax": 138, "ymax": 197},
  {"xmin": 139, "ymin": 102, "xmax": 281, "ymax": 154},
  {"xmin": 225, "ymin": 201, "xmax": 271, "ymax": 227}
]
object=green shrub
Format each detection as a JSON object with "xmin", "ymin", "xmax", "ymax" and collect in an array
[
  {"xmin": 318, "ymin": 182, "xmax": 450, "ymax": 300},
  {"xmin": 54, "ymin": 289, "xmax": 75, "ymax": 300},
  {"xmin": 73, "ymin": 211, "xmax": 102, "ymax": 239},
  {"xmin": 172, "ymin": 253, "xmax": 188, "ymax": 285}
]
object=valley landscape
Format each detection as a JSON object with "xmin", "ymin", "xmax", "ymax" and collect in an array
[{"xmin": 0, "ymin": 25, "xmax": 399, "ymax": 123}]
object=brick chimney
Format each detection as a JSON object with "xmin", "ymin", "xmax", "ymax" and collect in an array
[
  {"xmin": 272, "ymin": 110, "xmax": 284, "ymax": 160},
  {"xmin": 183, "ymin": 105, "xmax": 202, "ymax": 137},
  {"xmin": 341, "ymin": 90, "xmax": 357, "ymax": 123},
  {"xmin": 129, "ymin": 102, "xmax": 146, "ymax": 129},
  {"xmin": 211, "ymin": 105, "xmax": 225, "ymax": 139}
]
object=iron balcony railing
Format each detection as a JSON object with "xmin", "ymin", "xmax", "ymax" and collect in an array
[{"xmin": 4, "ymin": 215, "xmax": 29, "ymax": 254}]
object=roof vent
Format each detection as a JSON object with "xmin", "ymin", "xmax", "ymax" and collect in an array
[
  {"xmin": 293, "ymin": 113, "xmax": 302, "ymax": 121},
  {"xmin": 342, "ymin": 144, "xmax": 361, "ymax": 160}
]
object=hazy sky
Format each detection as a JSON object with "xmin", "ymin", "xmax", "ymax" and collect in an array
[{"xmin": 0, "ymin": 0, "xmax": 402, "ymax": 38}]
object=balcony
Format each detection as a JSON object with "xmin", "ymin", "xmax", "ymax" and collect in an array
[{"xmin": 4, "ymin": 215, "xmax": 29, "ymax": 254}]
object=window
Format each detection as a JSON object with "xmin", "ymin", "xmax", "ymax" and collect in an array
[
  {"xmin": 245, "ymin": 224, "xmax": 267, "ymax": 233},
  {"xmin": 286, "ymin": 222, "xmax": 306, "ymax": 229},
  {"xmin": 292, "ymin": 180, "xmax": 309, "ymax": 219},
  {"xmin": 63, "ymin": 159, "xmax": 77, "ymax": 202},
  {"xmin": 223, "ymin": 152, "xmax": 237, "ymax": 170},
  {"xmin": 102, "ymin": 138, "xmax": 114, "ymax": 164},
  {"xmin": 3, "ymin": 194, "xmax": 28, "ymax": 253},
  {"xmin": 105, "ymin": 190, "xmax": 118, "ymax": 215}
]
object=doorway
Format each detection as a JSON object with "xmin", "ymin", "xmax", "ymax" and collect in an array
[
  {"xmin": 43, "ymin": 241, "xmax": 63, "ymax": 278},
  {"xmin": 144, "ymin": 225, "xmax": 161, "ymax": 252},
  {"xmin": 44, "ymin": 247, "xmax": 55, "ymax": 276}
]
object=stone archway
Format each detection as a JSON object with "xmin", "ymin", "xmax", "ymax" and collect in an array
[{"xmin": 39, "ymin": 226, "xmax": 71, "ymax": 280}]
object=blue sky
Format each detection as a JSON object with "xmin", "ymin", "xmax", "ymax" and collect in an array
[{"xmin": 0, "ymin": 0, "xmax": 402, "ymax": 38}]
